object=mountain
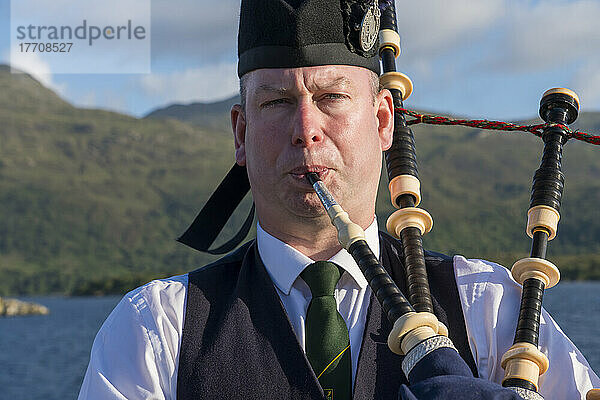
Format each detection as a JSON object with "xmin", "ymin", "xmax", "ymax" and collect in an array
[
  {"xmin": 144, "ymin": 95, "xmax": 240, "ymax": 133},
  {"xmin": 0, "ymin": 65, "xmax": 239, "ymax": 295},
  {"xmin": 1, "ymin": 65, "xmax": 599, "ymax": 295}
]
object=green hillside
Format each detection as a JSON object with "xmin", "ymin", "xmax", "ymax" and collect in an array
[
  {"xmin": 1, "ymin": 65, "xmax": 599, "ymax": 295},
  {"xmin": 0, "ymin": 66, "xmax": 239, "ymax": 295}
]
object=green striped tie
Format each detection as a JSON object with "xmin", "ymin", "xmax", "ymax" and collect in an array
[{"xmin": 301, "ymin": 261, "xmax": 352, "ymax": 400}]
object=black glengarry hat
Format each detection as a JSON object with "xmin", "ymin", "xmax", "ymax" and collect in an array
[{"xmin": 238, "ymin": 0, "xmax": 381, "ymax": 76}]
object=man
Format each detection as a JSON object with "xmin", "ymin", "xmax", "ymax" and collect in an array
[{"xmin": 78, "ymin": 0, "xmax": 599, "ymax": 399}]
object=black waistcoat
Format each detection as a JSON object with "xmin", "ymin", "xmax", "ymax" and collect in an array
[{"xmin": 177, "ymin": 232, "xmax": 477, "ymax": 399}]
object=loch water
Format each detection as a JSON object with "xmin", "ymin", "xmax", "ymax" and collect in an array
[{"xmin": 0, "ymin": 282, "xmax": 599, "ymax": 400}]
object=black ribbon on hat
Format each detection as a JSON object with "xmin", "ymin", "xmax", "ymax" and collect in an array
[{"xmin": 177, "ymin": 164, "xmax": 254, "ymax": 254}]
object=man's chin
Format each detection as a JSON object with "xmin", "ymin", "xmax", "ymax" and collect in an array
[{"xmin": 286, "ymin": 194, "xmax": 328, "ymax": 219}]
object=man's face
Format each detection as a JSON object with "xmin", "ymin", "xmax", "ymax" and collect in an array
[{"xmin": 232, "ymin": 65, "xmax": 393, "ymax": 233}]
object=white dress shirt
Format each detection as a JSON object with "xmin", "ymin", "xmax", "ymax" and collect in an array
[{"xmin": 78, "ymin": 221, "xmax": 600, "ymax": 399}]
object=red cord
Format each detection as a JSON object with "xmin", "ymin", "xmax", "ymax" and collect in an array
[{"xmin": 396, "ymin": 108, "xmax": 600, "ymax": 146}]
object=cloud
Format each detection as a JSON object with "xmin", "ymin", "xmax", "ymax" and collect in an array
[
  {"xmin": 471, "ymin": 0, "xmax": 600, "ymax": 109},
  {"xmin": 489, "ymin": 0, "xmax": 600, "ymax": 72},
  {"xmin": 150, "ymin": 0, "xmax": 239, "ymax": 64},
  {"xmin": 139, "ymin": 62, "xmax": 238, "ymax": 105},
  {"xmin": 573, "ymin": 61, "xmax": 600, "ymax": 107},
  {"xmin": 398, "ymin": 0, "xmax": 505, "ymax": 56},
  {"xmin": 393, "ymin": 0, "xmax": 599, "ymax": 75}
]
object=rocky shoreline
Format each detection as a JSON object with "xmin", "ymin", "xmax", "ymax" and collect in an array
[{"xmin": 0, "ymin": 297, "xmax": 49, "ymax": 316}]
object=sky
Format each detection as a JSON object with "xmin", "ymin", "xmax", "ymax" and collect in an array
[{"xmin": 1, "ymin": 0, "xmax": 599, "ymax": 120}]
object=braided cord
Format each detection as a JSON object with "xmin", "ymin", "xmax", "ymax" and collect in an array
[{"xmin": 397, "ymin": 107, "xmax": 600, "ymax": 146}]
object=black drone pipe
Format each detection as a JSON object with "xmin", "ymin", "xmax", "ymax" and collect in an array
[
  {"xmin": 378, "ymin": 0, "xmax": 435, "ymax": 317},
  {"xmin": 500, "ymin": 89, "xmax": 580, "ymax": 399}
]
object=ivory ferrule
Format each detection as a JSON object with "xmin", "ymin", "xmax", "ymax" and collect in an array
[
  {"xmin": 326, "ymin": 204, "xmax": 365, "ymax": 250},
  {"xmin": 542, "ymin": 87, "xmax": 580, "ymax": 108},
  {"xmin": 387, "ymin": 311, "xmax": 439, "ymax": 355},
  {"xmin": 386, "ymin": 207, "xmax": 433, "ymax": 238},
  {"xmin": 378, "ymin": 29, "xmax": 401, "ymax": 57},
  {"xmin": 511, "ymin": 257, "xmax": 560, "ymax": 288},
  {"xmin": 501, "ymin": 342, "xmax": 549, "ymax": 390},
  {"xmin": 437, "ymin": 321, "xmax": 449, "ymax": 337},
  {"xmin": 388, "ymin": 174, "xmax": 421, "ymax": 207},
  {"xmin": 379, "ymin": 72, "xmax": 413, "ymax": 100},
  {"xmin": 527, "ymin": 205, "xmax": 560, "ymax": 240}
]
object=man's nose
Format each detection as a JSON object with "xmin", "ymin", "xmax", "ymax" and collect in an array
[{"xmin": 291, "ymin": 100, "xmax": 324, "ymax": 147}]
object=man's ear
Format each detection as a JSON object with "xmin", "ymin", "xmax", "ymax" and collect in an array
[
  {"xmin": 376, "ymin": 89, "xmax": 394, "ymax": 151},
  {"xmin": 231, "ymin": 104, "xmax": 247, "ymax": 166}
]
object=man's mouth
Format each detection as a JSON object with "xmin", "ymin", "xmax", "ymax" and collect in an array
[{"xmin": 289, "ymin": 166, "xmax": 330, "ymax": 183}]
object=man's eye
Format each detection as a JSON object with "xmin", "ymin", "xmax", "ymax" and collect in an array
[
  {"xmin": 260, "ymin": 98, "xmax": 289, "ymax": 108},
  {"xmin": 323, "ymin": 93, "xmax": 348, "ymax": 101}
]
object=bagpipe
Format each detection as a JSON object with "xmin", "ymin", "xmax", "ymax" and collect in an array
[{"xmin": 307, "ymin": 1, "xmax": 600, "ymax": 399}]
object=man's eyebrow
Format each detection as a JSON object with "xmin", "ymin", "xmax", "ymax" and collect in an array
[
  {"xmin": 254, "ymin": 77, "xmax": 354, "ymax": 95},
  {"xmin": 255, "ymin": 85, "xmax": 288, "ymax": 95},
  {"xmin": 313, "ymin": 76, "xmax": 353, "ymax": 90}
]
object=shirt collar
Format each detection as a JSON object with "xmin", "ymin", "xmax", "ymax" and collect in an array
[{"xmin": 257, "ymin": 219, "xmax": 379, "ymax": 295}]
